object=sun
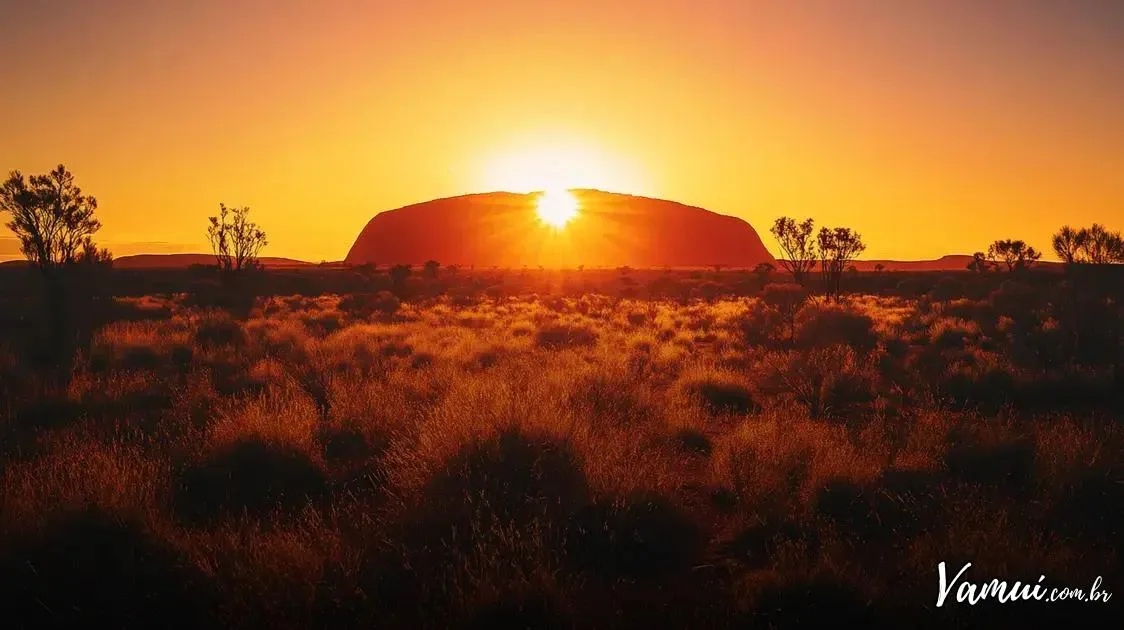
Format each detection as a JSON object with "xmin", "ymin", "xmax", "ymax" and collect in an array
[{"xmin": 536, "ymin": 188, "xmax": 579, "ymax": 228}]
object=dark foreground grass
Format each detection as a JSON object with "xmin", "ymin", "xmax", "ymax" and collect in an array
[{"xmin": 1, "ymin": 279, "xmax": 1121, "ymax": 628}]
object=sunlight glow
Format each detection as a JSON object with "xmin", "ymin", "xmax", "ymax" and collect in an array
[
  {"xmin": 479, "ymin": 139, "xmax": 645, "ymax": 194},
  {"xmin": 535, "ymin": 189, "xmax": 579, "ymax": 228}
]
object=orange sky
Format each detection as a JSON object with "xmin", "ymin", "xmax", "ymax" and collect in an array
[{"xmin": 2, "ymin": 0, "xmax": 1122, "ymax": 262}]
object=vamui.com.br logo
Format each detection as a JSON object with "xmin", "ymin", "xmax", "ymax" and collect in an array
[{"xmin": 937, "ymin": 562, "xmax": 1113, "ymax": 607}]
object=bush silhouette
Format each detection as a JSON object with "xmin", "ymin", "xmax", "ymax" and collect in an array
[
  {"xmin": 943, "ymin": 436, "xmax": 1035, "ymax": 490},
  {"xmin": 172, "ymin": 438, "xmax": 329, "ymax": 525},
  {"xmin": 119, "ymin": 344, "xmax": 163, "ymax": 371},
  {"xmin": 0, "ymin": 507, "xmax": 211, "ymax": 629},
  {"xmin": 416, "ymin": 429, "xmax": 589, "ymax": 544},
  {"xmin": 795, "ymin": 304, "xmax": 878, "ymax": 353},
  {"xmin": 680, "ymin": 376, "xmax": 758, "ymax": 416},
  {"xmin": 724, "ymin": 517, "xmax": 811, "ymax": 569},
  {"xmin": 338, "ymin": 290, "xmax": 400, "ymax": 319},
  {"xmin": 762, "ymin": 283, "xmax": 808, "ymax": 340},
  {"xmin": 193, "ymin": 311, "xmax": 248, "ymax": 349},
  {"xmin": 671, "ymin": 427, "xmax": 713, "ymax": 456},
  {"xmin": 811, "ymin": 479, "xmax": 881, "ymax": 536},
  {"xmin": 565, "ymin": 493, "xmax": 703, "ymax": 580},
  {"xmin": 318, "ymin": 425, "xmax": 389, "ymax": 499},
  {"xmin": 535, "ymin": 322, "xmax": 598, "ymax": 349}
]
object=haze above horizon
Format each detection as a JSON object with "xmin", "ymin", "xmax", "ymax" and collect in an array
[{"xmin": 2, "ymin": 0, "xmax": 1122, "ymax": 262}]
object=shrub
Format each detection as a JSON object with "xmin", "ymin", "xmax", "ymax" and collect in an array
[
  {"xmin": 724, "ymin": 517, "xmax": 810, "ymax": 569},
  {"xmin": 795, "ymin": 304, "xmax": 878, "ymax": 353},
  {"xmin": 927, "ymin": 277, "xmax": 966, "ymax": 301},
  {"xmin": 756, "ymin": 345, "xmax": 876, "ymax": 420},
  {"xmin": 338, "ymin": 291, "xmax": 401, "ymax": 319},
  {"xmin": 413, "ymin": 429, "xmax": 589, "ymax": 546},
  {"xmin": 808, "ymin": 477, "xmax": 930, "ymax": 543},
  {"xmin": 172, "ymin": 438, "xmax": 329, "ymax": 525},
  {"xmin": 762, "ymin": 283, "xmax": 808, "ymax": 339},
  {"xmin": 0, "ymin": 507, "xmax": 211, "ymax": 629},
  {"xmin": 119, "ymin": 344, "xmax": 163, "ymax": 371},
  {"xmin": 535, "ymin": 322, "xmax": 598, "ymax": 349},
  {"xmin": 989, "ymin": 280, "xmax": 1036, "ymax": 318},
  {"xmin": 737, "ymin": 300, "xmax": 781, "ymax": 347},
  {"xmin": 565, "ymin": 493, "xmax": 703, "ymax": 580},
  {"xmin": 928, "ymin": 317, "xmax": 981, "ymax": 350},
  {"xmin": 318, "ymin": 424, "xmax": 389, "ymax": 498},
  {"xmin": 678, "ymin": 369, "xmax": 759, "ymax": 416},
  {"xmin": 569, "ymin": 370, "xmax": 655, "ymax": 427},
  {"xmin": 193, "ymin": 311, "xmax": 247, "ymax": 349},
  {"xmin": 671, "ymin": 427, "xmax": 713, "ymax": 456},
  {"xmin": 936, "ymin": 362, "xmax": 1016, "ymax": 411},
  {"xmin": 170, "ymin": 344, "xmax": 194, "ymax": 369},
  {"xmin": 944, "ymin": 435, "xmax": 1035, "ymax": 490}
]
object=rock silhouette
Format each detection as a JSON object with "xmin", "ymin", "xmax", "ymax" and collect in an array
[{"xmin": 345, "ymin": 190, "xmax": 776, "ymax": 268}]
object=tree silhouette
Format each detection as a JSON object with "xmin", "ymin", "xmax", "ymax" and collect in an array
[
  {"xmin": 207, "ymin": 204, "xmax": 267, "ymax": 272},
  {"xmin": 1078, "ymin": 224, "xmax": 1124, "ymax": 264},
  {"xmin": 1, "ymin": 165, "xmax": 104, "ymax": 273},
  {"xmin": 1052, "ymin": 224, "xmax": 1124, "ymax": 265},
  {"xmin": 1, "ymin": 164, "xmax": 111, "ymax": 367},
  {"xmin": 816, "ymin": 227, "xmax": 865, "ymax": 300},
  {"xmin": 967, "ymin": 252, "xmax": 992, "ymax": 273},
  {"xmin": 770, "ymin": 217, "xmax": 817, "ymax": 286},
  {"xmin": 423, "ymin": 259, "xmax": 441, "ymax": 279},
  {"xmin": 987, "ymin": 239, "xmax": 1041, "ymax": 272},
  {"xmin": 1052, "ymin": 226, "xmax": 1085, "ymax": 264}
]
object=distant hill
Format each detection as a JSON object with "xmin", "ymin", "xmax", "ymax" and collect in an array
[
  {"xmin": 849, "ymin": 255, "xmax": 1061, "ymax": 272},
  {"xmin": 345, "ymin": 190, "xmax": 776, "ymax": 268},
  {"xmin": 112, "ymin": 254, "xmax": 314, "ymax": 269}
]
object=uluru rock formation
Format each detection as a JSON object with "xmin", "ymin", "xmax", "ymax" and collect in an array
[{"xmin": 345, "ymin": 190, "xmax": 775, "ymax": 268}]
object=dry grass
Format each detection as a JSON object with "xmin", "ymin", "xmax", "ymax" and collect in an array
[{"xmin": 1, "ymin": 286, "xmax": 1121, "ymax": 628}]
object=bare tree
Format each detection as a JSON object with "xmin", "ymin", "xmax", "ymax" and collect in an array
[
  {"xmin": 816, "ymin": 227, "xmax": 866, "ymax": 300},
  {"xmin": 770, "ymin": 217, "xmax": 817, "ymax": 285},
  {"xmin": 1, "ymin": 164, "xmax": 103, "ymax": 274},
  {"xmin": 207, "ymin": 204, "xmax": 267, "ymax": 272},
  {"xmin": 987, "ymin": 239, "xmax": 1041, "ymax": 272},
  {"xmin": 1079, "ymin": 224, "xmax": 1124, "ymax": 264},
  {"xmin": 1052, "ymin": 225, "xmax": 1086, "ymax": 264}
]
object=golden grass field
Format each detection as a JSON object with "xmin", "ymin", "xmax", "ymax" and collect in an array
[{"xmin": 1, "ymin": 274, "xmax": 1121, "ymax": 628}]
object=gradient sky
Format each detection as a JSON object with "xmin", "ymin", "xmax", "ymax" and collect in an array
[{"xmin": 2, "ymin": 0, "xmax": 1122, "ymax": 262}]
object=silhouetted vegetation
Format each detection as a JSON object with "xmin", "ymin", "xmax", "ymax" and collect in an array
[
  {"xmin": 1, "ymin": 164, "xmax": 106, "ymax": 272},
  {"xmin": 1, "ymin": 164, "xmax": 113, "ymax": 369},
  {"xmin": 816, "ymin": 226, "xmax": 866, "ymax": 300},
  {"xmin": 1053, "ymin": 223, "xmax": 1124, "ymax": 265},
  {"xmin": 987, "ymin": 238, "xmax": 1041, "ymax": 272},
  {"xmin": 207, "ymin": 203, "xmax": 267, "ymax": 273},
  {"xmin": 770, "ymin": 216, "xmax": 817, "ymax": 285}
]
